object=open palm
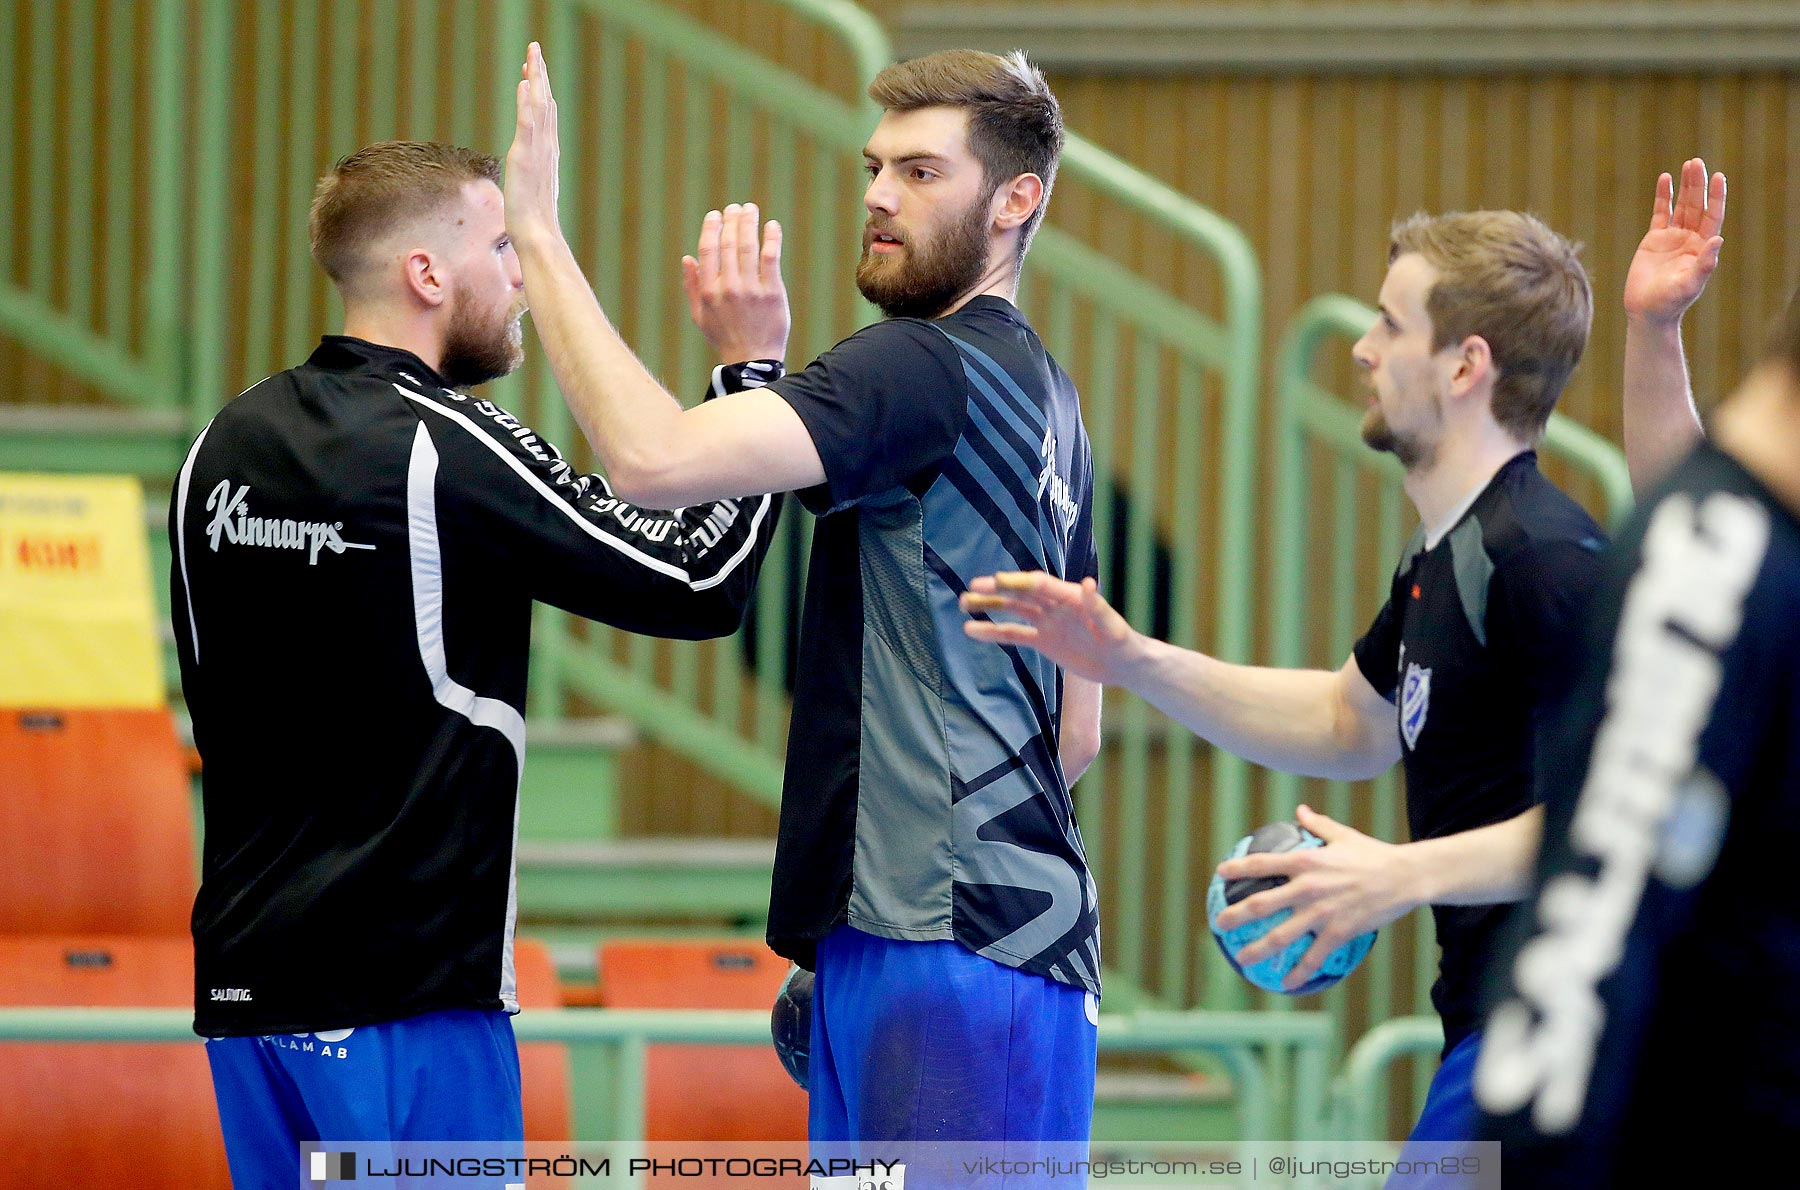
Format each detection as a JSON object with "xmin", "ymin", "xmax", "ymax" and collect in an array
[
  {"xmin": 961, "ymin": 573, "xmax": 1134, "ymax": 686},
  {"xmin": 1624, "ymin": 158, "xmax": 1725, "ymax": 326}
]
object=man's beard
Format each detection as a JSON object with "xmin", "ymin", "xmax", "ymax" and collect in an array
[
  {"xmin": 855, "ymin": 194, "xmax": 992, "ymax": 320},
  {"xmin": 440, "ymin": 291, "xmax": 525, "ymax": 389},
  {"xmin": 1360, "ymin": 401, "xmax": 1437, "ymax": 471}
]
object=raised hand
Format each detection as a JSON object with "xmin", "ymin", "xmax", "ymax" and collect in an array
[
  {"xmin": 682, "ymin": 203, "xmax": 790, "ymax": 364},
  {"xmin": 1623, "ymin": 157, "xmax": 1725, "ymax": 328},
  {"xmin": 961, "ymin": 572, "xmax": 1137, "ymax": 686},
  {"xmin": 505, "ymin": 42, "xmax": 563, "ymax": 246}
]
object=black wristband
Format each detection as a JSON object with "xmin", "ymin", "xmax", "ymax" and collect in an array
[{"xmin": 705, "ymin": 359, "xmax": 785, "ymax": 401}]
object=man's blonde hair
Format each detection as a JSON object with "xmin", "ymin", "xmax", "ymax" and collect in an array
[
  {"xmin": 308, "ymin": 141, "xmax": 501, "ymax": 294},
  {"xmin": 1390, "ymin": 210, "xmax": 1593, "ymax": 442}
]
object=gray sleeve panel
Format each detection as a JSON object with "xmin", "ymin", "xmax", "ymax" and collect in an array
[
  {"xmin": 1400, "ymin": 523, "xmax": 1430, "ymax": 573},
  {"xmin": 1449, "ymin": 516, "xmax": 1497, "ymax": 647}
]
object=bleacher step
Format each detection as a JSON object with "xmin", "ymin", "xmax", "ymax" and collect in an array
[
  {"xmin": 0, "ymin": 404, "xmax": 192, "ymax": 477},
  {"xmin": 516, "ymin": 837, "xmax": 775, "ymax": 925},
  {"xmin": 1094, "ymin": 1068, "xmax": 1238, "ymax": 1143}
]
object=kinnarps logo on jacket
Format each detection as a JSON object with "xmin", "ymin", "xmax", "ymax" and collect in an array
[{"xmin": 204, "ymin": 481, "xmax": 376, "ymax": 565}]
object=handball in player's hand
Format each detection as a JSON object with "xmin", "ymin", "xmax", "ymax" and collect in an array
[
  {"xmin": 1207, "ymin": 821, "xmax": 1376, "ymax": 996},
  {"xmin": 771, "ymin": 964, "xmax": 813, "ymax": 1090}
]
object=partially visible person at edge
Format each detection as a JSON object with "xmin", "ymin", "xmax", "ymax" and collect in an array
[{"xmin": 1474, "ymin": 170, "xmax": 1800, "ymax": 1190}]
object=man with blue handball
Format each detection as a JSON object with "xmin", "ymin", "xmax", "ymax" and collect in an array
[
  {"xmin": 501, "ymin": 42, "xmax": 1106, "ymax": 1171},
  {"xmin": 963, "ymin": 207, "xmax": 1623, "ymax": 1158}
]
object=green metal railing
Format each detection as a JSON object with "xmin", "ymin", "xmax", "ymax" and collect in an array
[
  {"xmin": 0, "ymin": 0, "xmax": 1265, "ymax": 1014},
  {"xmin": 1022, "ymin": 143, "xmax": 1263, "ymax": 1015},
  {"xmin": 1267, "ymin": 294, "xmax": 1632, "ymax": 1103},
  {"xmin": 1330, "ymin": 1015, "xmax": 1446, "ymax": 1145},
  {"xmin": 0, "ymin": 1006, "xmax": 1335, "ymax": 1144}
]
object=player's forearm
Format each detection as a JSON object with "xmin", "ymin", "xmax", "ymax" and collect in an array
[
  {"xmin": 1117, "ymin": 640, "xmax": 1390, "ymax": 781},
  {"xmin": 1059, "ymin": 734, "xmax": 1099, "ymax": 786},
  {"xmin": 513, "ymin": 227, "xmax": 689, "ymax": 505},
  {"xmin": 1622, "ymin": 315, "xmax": 1704, "ymax": 494},
  {"xmin": 1057, "ymin": 677, "xmax": 1103, "ymax": 785},
  {"xmin": 1407, "ymin": 806, "xmax": 1543, "ymax": 907}
]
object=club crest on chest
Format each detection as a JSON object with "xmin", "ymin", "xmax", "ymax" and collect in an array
[{"xmin": 1401, "ymin": 660, "xmax": 1432, "ymax": 751}]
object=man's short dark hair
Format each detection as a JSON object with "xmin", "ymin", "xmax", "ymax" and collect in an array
[{"xmin": 868, "ymin": 49, "xmax": 1064, "ymax": 259}]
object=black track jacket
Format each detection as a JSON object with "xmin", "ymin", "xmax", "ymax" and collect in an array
[{"xmin": 172, "ymin": 337, "xmax": 780, "ymax": 1035}]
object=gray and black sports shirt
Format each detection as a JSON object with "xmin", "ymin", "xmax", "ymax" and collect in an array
[
  {"xmin": 1352, "ymin": 450, "xmax": 1605, "ymax": 1054},
  {"xmin": 766, "ymin": 296, "xmax": 1104, "ymax": 995}
]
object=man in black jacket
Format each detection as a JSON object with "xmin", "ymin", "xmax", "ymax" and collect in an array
[{"xmin": 171, "ymin": 140, "xmax": 781, "ymax": 1186}]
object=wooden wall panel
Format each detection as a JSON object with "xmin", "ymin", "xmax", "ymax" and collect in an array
[
  {"xmin": 1039, "ymin": 69, "xmax": 1800, "ymax": 450},
  {"xmin": 900, "ymin": 0, "xmax": 1525, "ymax": 9}
]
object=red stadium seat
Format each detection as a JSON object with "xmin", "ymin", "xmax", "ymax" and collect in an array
[
  {"xmin": 0, "ymin": 709, "xmax": 196, "ymax": 933},
  {"xmin": 0, "ymin": 935, "xmax": 231, "ymax": 1188},
  {"xmin": 598, "ymin": 939, "xmax": 806, "ymax": 1140}
]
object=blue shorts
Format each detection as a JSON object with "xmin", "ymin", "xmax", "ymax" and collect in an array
[
  {"xmin": 1386, "ymin": 1030, "xmax": 1481, "ymax": 1190},
  {"xmin": 808, "ymin": 924, "xmax": 1098, "ymax": 1150},
  {"xmin": 205, "ymin": 1007, "xmax": 523, "ymax": 1188}
]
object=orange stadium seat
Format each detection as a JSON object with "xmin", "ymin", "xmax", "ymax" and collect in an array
[
  {"xmin": 598, "ymin": 939, "xmax": 807, "ymax": 1140},
  {"xmin": 0, "ymin": 712, "xmax": 569, "ymax": 1169},
  {"xmin": 0, "ymin": 935, "xmax": 231, "ymax": 1188},
  {"xmin": 513, "ymin": 935, "xmax": 574, "ymax": 1141},
  {"xmin": 0, "ymin": 936, "xmax": 574, "ymax": 1184},
  {"xmin": 0, "ymin": 708, "xmax": 196, "ymax": 934}
]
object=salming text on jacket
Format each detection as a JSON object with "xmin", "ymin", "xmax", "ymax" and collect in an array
[{"xmin": 172, "ymin": 336, "xmax": 781, "ymax": 1035}]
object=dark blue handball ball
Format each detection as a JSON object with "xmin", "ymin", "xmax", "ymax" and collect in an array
[
  {"xmin": 1206, "ymin": 821, "xmax": 1377, "ymax": 996},
  {"xmin": 771, "ymin": 964, "xmax": 814, "ymax": 1090}
]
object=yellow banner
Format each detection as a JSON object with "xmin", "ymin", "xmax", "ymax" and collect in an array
[{"xmin": 0, "ymin": 474, "xmax": 164, "ymax": 708}]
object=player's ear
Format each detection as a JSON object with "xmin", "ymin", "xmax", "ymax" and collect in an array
[
  {"xmin": 993, "ymin": 173, "xmax": 1043, "ymax": 232},
  {"xmin": 403, "ymin": 248, "xmax": 448, "ymax": 309},
  {"xmin": 1448, "ymin": 334, "xmax": 1494, "ymax": 400}
]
